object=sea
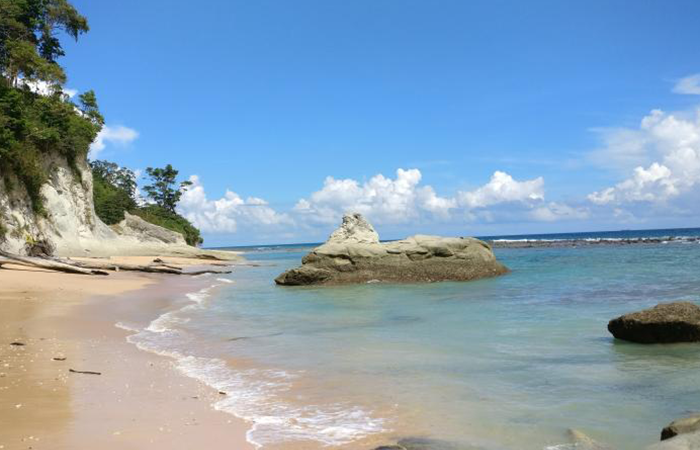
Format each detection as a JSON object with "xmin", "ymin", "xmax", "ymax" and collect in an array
[{"xmin": 121, "ymin": 227, "xmax": 700, "ymax": 450}]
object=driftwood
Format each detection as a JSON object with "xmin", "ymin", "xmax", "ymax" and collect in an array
[
  {"xmin": 0, "ymin": 250, "xmax": 232, "ymax": 276},
  {"xmin": 0, "ymin": 251, "xmax": 109, "ymax": 276},
  {"xmin": 69, "ymin": 368, "xmax": 101, "ymax": 375}
]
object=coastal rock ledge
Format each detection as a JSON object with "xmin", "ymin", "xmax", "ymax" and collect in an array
[
  {"xmin": 608, "ymin": 302, "xmax": 700, "ymax": 344},
  {"xmin": 275, "ymin": 213, "xmax": 509, "ymax": 286}
]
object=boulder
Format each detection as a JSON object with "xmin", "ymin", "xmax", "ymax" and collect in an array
[
  {"xmin": 647, "ymin": 431, "xmax": 700, "ymax": 450},
  {"xmin": 275, "ymin": 213, "xmax": 508, "ymax": 286},
  {"xmin": 662, "ymin": 415, "xmax": 700, "ymax": 440},
  {"xmin": 608, "ymin": 302, "xmax": 700, "ymax": 344}
]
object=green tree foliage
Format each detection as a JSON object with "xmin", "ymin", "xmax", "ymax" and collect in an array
[
  {"xmin": 0, "ymin": 0, "xmax": 98, "ymax": 214},
  {"xmin": 143, "ymin": 164, "xmax": 193, "ymax": 213},
  {"xmin": 0, "ymin": 0, "xmax": 89, "ymax": 87},
  {"xmin": 90, "ymin": 160, "xmax": 204, "ymax": 246},
  {"xmin": 90, "ymin": 160, "xmax": 136, "ymax": 225},
  {"xmin": 131, "ymin": 205, "xmax": 203, "ymax": 247},
  {"xmin": 0, "ymin": 82, "xmax": 101, "ymax": 213}
]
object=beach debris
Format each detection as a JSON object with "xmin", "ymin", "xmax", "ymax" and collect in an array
[
  {"xmin": 9, "ymin": 342, "xmax": 25, "ymax": 346},
  {"xmin": 608, "ymin": 302, "xmax": 700, "ymax": 343},
  {"xmin": 661, "ymin": 414, "xmax": 700, "ymax": 440},
  {"xmin": 52, "ymin": 357, "xmax": 66, "ymax": 361},
  {"xmin": 218, "ymin": 391, "xmax": 226, "ymax": 395},
  {"xmin": 0, "ymin": 251, "xmax": 109, "ymax": 276},
  {"xmin": 0, "ymin": 249, "xmax": 233, "ymax": 276},
  {"xmin": 69, "ymin": 369, "xmax": 102, "ymax": 375}
]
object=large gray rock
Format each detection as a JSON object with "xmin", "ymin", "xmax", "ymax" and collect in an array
[
  {"xmin": 662, "ymin": 415, "xmax": 700, "ymax": 441},
  {"xmin": 647, "ymin": 431, "xmax": 700, "ymax": 450},
  {"xmin": 608, "ymin": 302, "xmax": 700, "ymax": 344},
  {"xmin": 111, "ymin": 212, "xmax": 187, "ymax": 246},
  {"xmin": 275, "ymin": 213, "xmax": 508, "ymax": 286}
]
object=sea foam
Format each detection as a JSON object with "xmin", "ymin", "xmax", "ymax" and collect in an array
[{"xmin": 121, "ymin": 280, "xmax": 385, "ymax": 448}]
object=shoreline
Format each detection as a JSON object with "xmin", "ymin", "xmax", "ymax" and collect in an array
[{"xmin": 0, "ymin": 258, "xmax": 254, "ymax": 450}]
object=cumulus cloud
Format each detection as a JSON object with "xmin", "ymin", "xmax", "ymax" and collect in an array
[
  {"xmin": 177, "ymin": 175, "xmax": 292, "ymax": 233},
  {"xmin": 294, "ymin": 168, "xmax": 554, "ymax": 225},
  {"xmin": 90, "ymin": 125, "xmax": 139, "ymax": 157},
  {"xmin": 457, "ymin": 171, "xmax": 544, "ymax": 208},
  {"xmin": 587, "ymin": 108, "xmax": 700, "ymax": 206},
  {"xmin": 673, "ymin": 74, "xmax": 700, "ymax": 95},
  {"xmin": 530, "ymin": 202, "xmax": 589, "ymax": 222}
]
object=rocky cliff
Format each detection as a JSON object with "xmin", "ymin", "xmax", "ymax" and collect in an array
[
  {"xmin": 0, "ymin": 154, "xmax": 234, "ymax": 259},
  {"xmin": 275, "ymin": 213, "xmax": 509, "ymax": 286}
]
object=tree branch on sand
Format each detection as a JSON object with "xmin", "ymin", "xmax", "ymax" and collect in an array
[{"xmin": 0, "ymin": 250, "xmax": 232, "ymax": 276}]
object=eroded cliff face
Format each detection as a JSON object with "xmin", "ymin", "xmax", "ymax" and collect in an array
[{"xmin": 0, "ymin": 154, "xmax": 233, "ymax": 259}]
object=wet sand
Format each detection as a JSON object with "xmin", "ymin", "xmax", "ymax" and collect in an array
[{"xmin": 0, "ymin": 259, "xmax": 254, "ymax": 450}]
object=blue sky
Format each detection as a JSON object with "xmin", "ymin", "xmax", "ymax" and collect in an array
[{"xmin": 62, "ymin": 1, "xmax": 700, "ymax": 245}]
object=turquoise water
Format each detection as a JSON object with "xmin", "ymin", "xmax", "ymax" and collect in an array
[{"xmin": 128, "ymin": 238, "xmax": 700, "ymax": 449}]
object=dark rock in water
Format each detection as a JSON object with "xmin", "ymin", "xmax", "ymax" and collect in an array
[
  {"xmin": 662, "ymin": 414, "xmax": 700, "ymax": 440},
  {"xmin": 373, "ymin": 437, "xmax": 475, "ymax": 450},
  {"xmin": 608, "ymin": 302, "xmax": 700, "ymax": 344},
  {"xmin": 276, "ymin": 213, "xmax": 509, "ymax": 286}
]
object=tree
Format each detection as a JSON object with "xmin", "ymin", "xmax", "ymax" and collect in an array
[
  {"xmin": 78, "ymin": 89, "xmax": 104, "ymax": 125},
  {"xmin": 0, "ymin": 0, "xmax": 89, "ymax": 87},
  {"xmin": 89, "ymin": 160, "xmax": 137, "ymax": 224},
  {"xmin": 143, "ymin": 164, "xmax": 192, "ymax": 213}
]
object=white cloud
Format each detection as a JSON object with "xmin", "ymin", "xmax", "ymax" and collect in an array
[
  {"xmin": 457, "ymin": 171, "xmax": 544, "ymax": 208},
  {"xmin": 587, "ymin": 108, "xmax": 700, "ymax": 206},
  {"xmin": 90, "ymin": 125, "xmax": 139, "ymax": 158},
  {"xmin": 673, "ymin": 74, "xmax": 700, "ymax": 95},
  {"xmin": 177, "ymin": 175, "xmax": 292, "ymax": 233},
  {"xmin": 294, "ymin": 168, "xmax": 554, "ymax": 226},
  {"xmin": 16, "ymin": 78, "xmax": 76, "ymax": 98},
  {"xmin": 530, "ymin": 202, "xmax": 589, "ymax": 222}
]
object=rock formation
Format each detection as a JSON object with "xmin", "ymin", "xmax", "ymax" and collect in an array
[
  {"xmin": 662, "ymin": 415, "xmax": 700, "ymax": 441},
  {"xmin": 275, "ymin": 213, "xmax": 508, "ymax": 286},
  {"xmin": 0, "ymin": 155, "xmax": 237, "ymax": 260},
  {"xmin": 607, "ymin": 302, "xmax": 700, "ymax": 344}
]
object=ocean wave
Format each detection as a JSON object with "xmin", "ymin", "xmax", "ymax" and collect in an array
[
  {"xmin": 122, "ymin": 281, "xmax": 385, "ymax": 448},
  {"xmin": 114, "ymin": 321, "xmax": 140, "ymax": 332}
]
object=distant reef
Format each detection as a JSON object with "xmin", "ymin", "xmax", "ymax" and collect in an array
[
  {"xmin": 489, "ymin": 236, "xmax": 699, "ymax": 249},
  {"xmin": 275, "ymin": 213, "xmax": 508, "ymax": 286}
]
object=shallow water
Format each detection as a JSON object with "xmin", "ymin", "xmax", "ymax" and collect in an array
[{"xmin": 127, "ymin": 238, "xmax": 700, "ymax": 449}]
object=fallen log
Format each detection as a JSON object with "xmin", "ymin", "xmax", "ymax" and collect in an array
[
  {"xmin": 0, "ymin": 252, "xmax": 109, "ymax": 276},
  {"xmin": 66, "ymin": 259, "xmax": 184, "ymax": 274},
  {"xmin": 185, "ymin": 269, "xmax": 233, "ymax": 276},
  {"xmin": 44, "ymin": 256, "xmax": 233, "ymax": 276}
]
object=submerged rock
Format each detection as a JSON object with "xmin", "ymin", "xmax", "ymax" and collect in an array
[
  {"xmin": 607, "ymin": 302, "xmax": 700, "ymax": 344},
  {"xmin": 373, "ymin": 437, "xmax": 469, "ymax": 450},
  {"xmin": 275, "ymin": 213, "xmax": 509, "ymax": 286},
  {"xmin": 662, "ymin": 415, "xmax": 700, "ymax": 440},
  {"xmin": 566, "ymin": 429, "xmax": 613, "ymax": 450}
]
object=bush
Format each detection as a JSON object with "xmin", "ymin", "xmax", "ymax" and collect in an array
[
  {"xmin": 131, "ymin": 205, "xmax": 203, "ymax": 246},
  {"xmin": 92, "ymin": 174, "xmax": 136, "ymax": 225}
]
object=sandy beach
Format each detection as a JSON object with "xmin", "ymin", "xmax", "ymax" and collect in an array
[{"xmin": 0, "ymin": 257, "xmax": 254, "ymax": 450}]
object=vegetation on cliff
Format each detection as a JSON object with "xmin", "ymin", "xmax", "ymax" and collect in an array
[
  {"xmin": 0, "ymin": 0, "xmax": 101, "ymax": 213},
  {"xmin": 91, "ymin": 160, "xmax": 203, "ymax": 246},
  {"xmin": 0, "ymin": 0, "xmax": 203, "ymax": 246}
]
